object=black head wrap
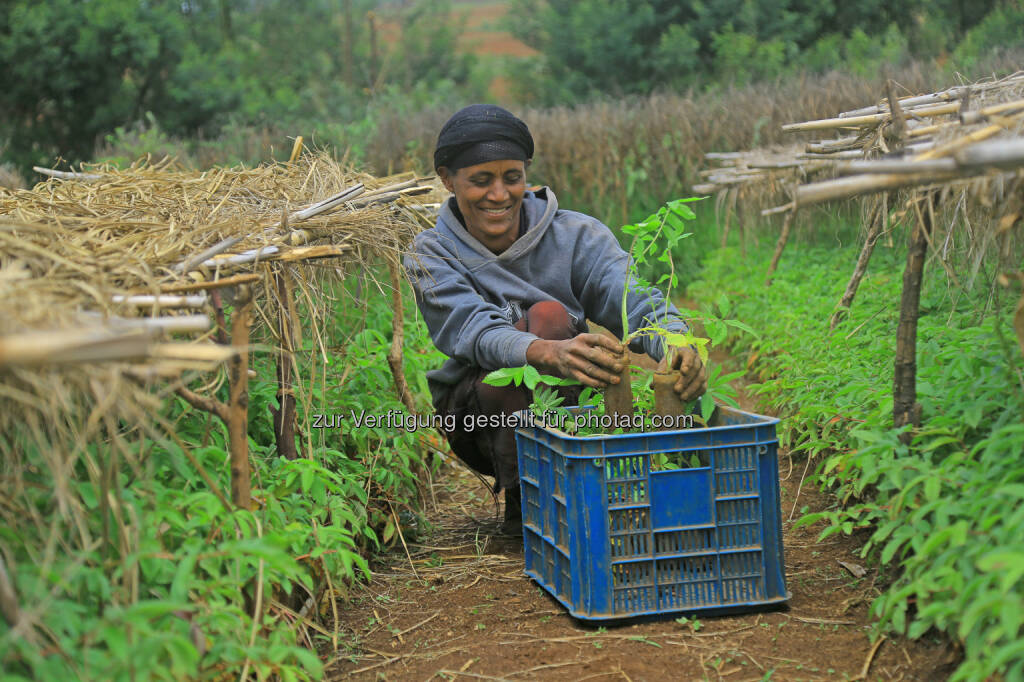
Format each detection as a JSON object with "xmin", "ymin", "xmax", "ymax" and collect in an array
[{"xmin": 433, "ymin": 104, "xmax": 534, "ymax": 172}]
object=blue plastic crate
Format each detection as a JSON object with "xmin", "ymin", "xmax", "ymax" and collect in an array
[{"xmin": 514, "ymin": 404, "xmax": 788, "ymax": 621}]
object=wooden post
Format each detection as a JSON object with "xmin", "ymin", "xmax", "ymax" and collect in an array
[
  {"xmin": 765, "ymin": 211, "xmax": 795, "ymax": 286},
  {"xmin": 386, "ymin": 259, "xmax": 416, "ymax": 414},
  {"xmin": 270, "ymin": 268, "xmax": 300, "ymax": 460},
  {"xmin": 719, "ymin": 188, "xmax": 735, "ymax": 249},
  {"xmin": 885, "ymin": 79, "xmax": 909, "ymax": 150},
  {"xmin": 228, "ymin": 286, "xmax": 254, "ymax": 508},
  {"xmin": 893, "ymin": 193, "xmax": 934, "ymax": 441},
  {"xmin": 830, "ymin": 199, "xmax": 885, "ymax": 330}
]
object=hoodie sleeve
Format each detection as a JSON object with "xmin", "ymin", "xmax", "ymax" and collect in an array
[
  {"xmin": 404, "ymin": 234, "xmax": 539, "ymax": 370},
  {"xmin": 570, "ymin": 215, "xmax": 688, "ymax": 362}
]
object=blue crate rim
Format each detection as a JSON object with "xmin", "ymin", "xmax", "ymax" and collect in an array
[{"xmin": 514, "ymin": 403, "xmax": 780, "ymax": 445}]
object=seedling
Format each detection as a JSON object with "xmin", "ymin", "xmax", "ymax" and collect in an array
[{"xmin": 675, "ymin": 614, "xmax": 703, "ymax": 632}]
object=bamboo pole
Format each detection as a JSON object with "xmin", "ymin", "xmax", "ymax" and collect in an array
[
  {"xmin": 893, "ymin": 193, "xmax": 934, "ymax": 440},
  {"xmin": 172, "ymin": 235, "xmax": 244, "ymax": 274},
  {"xmin": 32, "ymin": 166, "xmax": 102, "ymax": 181},
  {"xmin": 765, "ymin": 211, "xmax": 795, "ymax": 286},
  {"xmin": 783, "ymin": 102, "xmax": 959, "ymax": 133},
  {"xmin": 836, "ymin": 159, "xmax": 957, "ymax": 175},
  {"xmin": 954, "ymin": 138, "xmax": 1024, "ymax": 169},
  {"xmin": 228, "ymin": 285, "xmax": 254, "ymax": 508},
  {"xmin": 270, "ymin": 267, "xmax": 299, "ymax": 460},
  {"xmin": 158, "ymin": 273, "xmax": 262, "ymax": 293},
  {"xmin": 112, "ymin": 294, "xmax": 208, "ymax": 307},
  {"xmin": 830, "ymin": 201, "xmax": 886, "ymax": 331},
  {"xmin": 794, "ymin": 170, "xmax": 966, "ymax": 205},
  {"xmin": 0, "ymin": 329, "xmax": 153, "ymax": 368}
]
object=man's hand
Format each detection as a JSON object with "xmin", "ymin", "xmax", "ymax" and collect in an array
[
  {"xmin": 526, "ymin": 334, "xmax": 625, "ymax": 388},
  {"xmin": 670, "ymin": 346, "xmax": 707, "ymax": 402}
]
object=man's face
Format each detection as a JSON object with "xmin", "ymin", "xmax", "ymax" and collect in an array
[{"xmin": 439, "ymin": 159, "xmax": 527, "ymax": 255}]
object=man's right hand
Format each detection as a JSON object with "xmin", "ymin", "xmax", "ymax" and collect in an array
[{"xmin": 526, "ymin": 334, "xmax": 626, "ymax": 388}]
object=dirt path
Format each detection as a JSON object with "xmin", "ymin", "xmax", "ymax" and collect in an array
[{"xmin": 326, "ymin": 360, "xmax": 953, "ymax": 681}]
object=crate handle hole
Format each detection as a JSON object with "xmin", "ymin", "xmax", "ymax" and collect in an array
[{"xmin": 757, "ymin": 444, "xmax": 769, "ymax": 455}]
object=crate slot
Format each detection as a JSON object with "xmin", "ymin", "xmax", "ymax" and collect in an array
[
  {"xmin": 609, "ymin": 507, "xmax": 650, "ymax": 533},
  {"xmin": 656, "ymin": 556, "xmax": 719, "ymax": 583},
  {"xmin": 612, "ymin": 560, "xmax": 654, "ymax": 587},
  {"xmin": 654, "ymin": 527, "xmax": 714, "ymax": 555},
  {"xmin": 658, "ymin": 580, "xmax": 719, "ymax": 609},
  {"xmin": 716, "ymin": 497, "xmax": 759, "ymax": 523},
  {"xmin": 605, "ymin": 455, "xmax": 647, "ymax": 480},
  {"xmin": 715, "ymin": 469, "xmax": 758, "ymax": 496},
  {"xmin": 555, "ymin": 500, "xmax": 570, "ymax": 552},
  {"xmin": 721, "ymin": 577, "xmax": 763, "ymax": 603},
  {"xmin": 720, "ymin": 550, "xmax": 763, "ymax": 578},
  {"xmin": 614, "ymin": 587, "xmax": 656, "ymax": 613},
  {"xmin": 610, "ymin": 532, "xmax": 650, "ymax": 558},
  {"xmin": 606, "ymin": 478, "xmax": 648, "ymax": 505},
  {"xmin": 713, "ymin": 445, "xmax": 757, "ymax": 471},
  {"xmin": 718, "ymin": 521, "xmax": 761, "ymax": 549}
]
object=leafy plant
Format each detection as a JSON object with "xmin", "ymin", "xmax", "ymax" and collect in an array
[{"xmin": 691, "ymin": 239, "xmax": 1024, "ymax": 680}]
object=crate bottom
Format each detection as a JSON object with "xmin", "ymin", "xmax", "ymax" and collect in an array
[{"xmin": 525, "ymin": 568, "xmax": 790, "ymax": 622}]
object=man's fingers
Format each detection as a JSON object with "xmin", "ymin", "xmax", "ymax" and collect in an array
[
  {"xmin": 570, "ymin": 356, "xmax": 618, "ymax": 387},
  {"xmin": 570, "ymin": 366, "xmax": 611, "ymax": 389},
  {"xmin": 674, "ymin": 363, "xmax": 708, "ymax": 401},
  {"xmin": 580, "ymin": 333, "xmax": 625, "ymax": 356},
  {"xmin": 572, "ymin": 335, "xmax": 624, "ymax": 372}
]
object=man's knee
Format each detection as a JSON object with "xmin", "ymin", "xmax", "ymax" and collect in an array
[{"xmin": 521, "ymin": 300, "xmax": 573, "ymax": 340}]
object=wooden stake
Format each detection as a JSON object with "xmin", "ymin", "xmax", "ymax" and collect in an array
[
  {"xmin": 831, "ymin": 200, "xmax": 885, "ymax": 330},
  {"xmin": 720, "ymin": 188, "xmax": 735, "ymax": 248},
  {"xmin": 228, "ymin": 286, "xmax": 254, "ymax": 507},
  {"xmin": 886, "ymin": 79, "xmax": 909, "ymax": 150},
  {"xmin": 0, "ymin": 555, "xmax": 20, "ymax": 628},
  {"xmin": 894, "ymin": 193, "xmax": 933, "ymax": 440},
  {"xmin": 386, "ymin": 258, "xmax": 416, "ymax": 414},
  {"xmin": 765, "ymin": 211, "xmax": 795, "ymax": 286},
  {"xmin": 271, "ymin": 267, "xmax": 300, "ymax": 460}
]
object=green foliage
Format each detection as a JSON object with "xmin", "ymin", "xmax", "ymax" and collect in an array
[
  {"xmin": 0, "ymin": 0, "xmax": 481, "ymax": 174},
  {"xmin": 0, "ymin": 271, "xmax": 439, "ymax": 679},
  {"xmin": 511, "ymin": 0, "xmax": 1011, "ymax": 99},
  {"xmin": 690, "ymin": 237, "xmax": 1024, "ymax": 680},
  {"xmin": 620, "ymin": 197, "xmax": 703, "ymax": 355}
]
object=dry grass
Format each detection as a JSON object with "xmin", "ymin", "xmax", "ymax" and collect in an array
[{"xmin": 362, "ymin": 54, "xmax": 1024, "ymax": 225}]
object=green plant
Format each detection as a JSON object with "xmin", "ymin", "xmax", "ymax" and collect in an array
[{"xmin": 691, "ymin": 239, "xmax": 1024, "ymax": 681}]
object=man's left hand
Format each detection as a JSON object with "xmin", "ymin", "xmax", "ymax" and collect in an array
[{"xmin": 669, "ymin": 346, "xmax": 707, "ymax": 402}]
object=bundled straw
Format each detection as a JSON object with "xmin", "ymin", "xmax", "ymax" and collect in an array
[
  {"xmin": 693, "ymin": 71, "xmax": 1024, "ymax": 213},
  {"xmin": 1, "ymin": 153, "xmax": 437, "ymax": 373}
]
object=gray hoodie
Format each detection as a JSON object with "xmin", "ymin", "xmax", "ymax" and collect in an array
[{"xmin": 404, "ymin": 188, "xmax": 688, "ymax": 407}]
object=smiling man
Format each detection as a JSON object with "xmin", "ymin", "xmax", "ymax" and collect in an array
[{"xmin": 404, "ymin": 104, "xmax": 706, "ymax": 533}]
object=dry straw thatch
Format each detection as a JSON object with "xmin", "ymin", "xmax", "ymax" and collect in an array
[
  {"xmin": 0, "ymin": 150, "xmax": 437, "ymax": 638},
  {"xmin": 693, "ymin": 71, "xmax": 1024, "ymax": 210},
  {"xmin": 1, "ymin": 151, "xmax": 434, "ymax": 372}
]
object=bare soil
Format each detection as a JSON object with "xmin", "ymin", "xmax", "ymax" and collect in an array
[{"xmin": 325, "ymin": 357, "xmax": 954, "ymax": 681}]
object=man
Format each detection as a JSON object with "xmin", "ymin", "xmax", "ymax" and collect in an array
[{"xmin": 404, "ymin": 104, "xmax": 706, "ymax": 532}]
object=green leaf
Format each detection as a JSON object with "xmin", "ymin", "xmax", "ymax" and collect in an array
[{"xmin": 717, "ymin": 294, "xmax": 731, "ymax": 318}]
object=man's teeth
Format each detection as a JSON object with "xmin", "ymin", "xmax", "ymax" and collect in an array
[{"xmin": 483, "ymin": 207, "xmax": 509, "ymax": 214}]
